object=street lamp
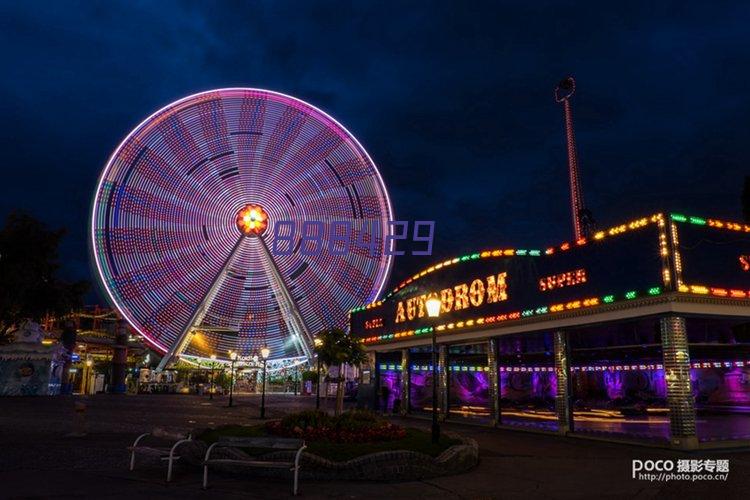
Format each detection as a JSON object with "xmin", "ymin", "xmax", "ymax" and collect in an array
[
  {"xmin": 425, "ymin": 294, "xmax": 442, "ymax": 444},
  {"xmin": 228, "ymin": 351, "xmax": 237, "ymax": 407},
  {"xmin": 209, "ymin": 354, "xmax": 217, "ymax": 400},
  {"xmin": 313, "ymin": 337, "xmax": 323, "ymax": 410},
  {"xmin": 260, "ymin": 345, "xmax": 270, "ymax": 418},
  {"xmin": 84, "ymin": 357, "xmax": 93, "ymax": 395},
  {"xmin": 294, "ymin": 364, "xmax": 299, "ymax": 395}
]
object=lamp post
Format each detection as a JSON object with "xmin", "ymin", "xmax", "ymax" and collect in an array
[
  {"xmin": 228, "ymin": 351, "xmax": 237, "ymax": 407},
  {"xmin": 260, "ymin": 345, "xmax": 270, "ymax": 419},
  {"xmin": 313, "ymin": 337, "xmax": 323, "ymax": 410},
  {"xmin": 84, "ymin": 357, "xmax": 93, "ymax": 395},
  {"xmin": 209, "ymin": 354, "xmax": 216, "ymax": 400},
  {"xmin": 425, "ymin": 295, "xmax": 442, "ymax": 444}
]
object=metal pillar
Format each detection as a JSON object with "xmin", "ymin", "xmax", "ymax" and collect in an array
[
  {"xmin": 315, "ymin": 355, "xmax": 322, "ymax": 410},
  {"xmin": 228, "ymin": 357, "xmax": 236, "ymax": 407},
  {"xmin": 257, "ymin": 237, "xmax": 314, "ymax": 360},
  {"xmin": 260, "ymin": 357, "xmax": 267, "ymax": 418},
  {"xmin": 438, "ymin": 345, "xmax": 449, "ymax": 421},
  {"xmin": 488, "ymin": 338, "xmax": 500, "ymax": 426},
  {"xmin": 553, "ymin": 331, "xmax": 573, "ymax": 434},
  {"xmin": 399, "ymin": 349, "xmax": 409, "ymax": 415},
  {"xmin": 157, "ymin": 237, "xmax": 244, "ymax": 371},
  {"xmin": 110, "ymin": 320, "xmax": 128, "ymax": 394},
  {"xmin": 373, "ymin": 353, "xmax": 381, "ymax": 412},
  {"xmin": 660, "ymin": 316, "xmax": 698, "ymax": 449},
  {"xmin": 430, "ymin": 331, "xmax": 440, "ymax": 443}
]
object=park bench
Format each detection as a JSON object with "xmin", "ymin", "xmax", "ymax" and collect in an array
[
  {"xmin": 202, "ymin": 436, "xmax": 307, "ymax": 495},
  {"xmin": 128, "ymin": 428, "xmax": 192, "ymax": 482}
]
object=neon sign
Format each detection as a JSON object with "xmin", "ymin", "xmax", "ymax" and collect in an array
[
  {"xmin": 395, "ymin": 273, "xmax": 508, "ymax": 323},
  {"xmin": 365, "ymin": 318, "xmax": 384, "ymax": 329},
  {"xmin": 670, "ymin": 214, "xmax": 750, "ymax": 291},
  {"xmin": 351, "ymin": 214, "xmax": 666, "ymax": 343},
  {"xmin": 352, "ymin": 213, "xmax": 750, "ymax": 346},
  {"xmin": 539, "ymin": 268, "xmax": 587, "ymax": 291}
]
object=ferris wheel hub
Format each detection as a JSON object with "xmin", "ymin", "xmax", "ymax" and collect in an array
[{"xmin": 235, "ymin": 203, "xmax": 269, "ymax": 236}]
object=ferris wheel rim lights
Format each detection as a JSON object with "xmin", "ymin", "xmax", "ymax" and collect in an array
[{"xmin": 90, "ymin": 88, "xmax": 394, "ymax": 359}]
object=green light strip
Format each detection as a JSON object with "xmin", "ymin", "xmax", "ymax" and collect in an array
[
  {"xmin": 363, "ymin": 286, "xmax": 663, "ymax": 344},
  {"xmin": 671, "ymin": 213, "xmax": 708, "ymax": 225},
  {"xmin": 670, "ymin": 213, "xmax": 687, "ymax": 222}
]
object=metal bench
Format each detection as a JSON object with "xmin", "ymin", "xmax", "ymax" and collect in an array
[
  {"xmin": 128, "ymin": 428, "xmax": 192, "ymax": 482},
  {"xmin": 203, "ymin": 436, "xmax": 307, "ymax": 495}
]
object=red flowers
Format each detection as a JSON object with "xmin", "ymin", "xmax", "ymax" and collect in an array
[{"xmin": 265, "ymin": 410, "xmax": 406, "ymax": 443}]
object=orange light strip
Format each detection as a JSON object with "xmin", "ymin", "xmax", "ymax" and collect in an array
[
  {"xmin": 360, "ymin": 287, "xmax": 654, "ymax": 345},
  {"xmin": 678, "ymin": 284, "xmax": 749, "ymax": 299},
  {"xmin": 707, "ymin": 219, "xmax": 750, "ymax": 232},
  {"xmin": 352, "ymin": 213, "xmax": 665, "ymax": 313}
]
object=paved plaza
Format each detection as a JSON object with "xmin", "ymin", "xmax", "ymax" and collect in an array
[{"xmin": 1, "ymin": 394, "xmax": 749, "ymax": 499}]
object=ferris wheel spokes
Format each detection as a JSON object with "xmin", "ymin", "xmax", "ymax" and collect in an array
[
  {"xmin": 156, "ymin": 236, "xmax": 245, "ymax": 371},
  {"xmin": 255, "ymin": 236, "xmax": 315, "ymax": 361},
  {"xmin": 92, "ymin": 89, "xmax": 393, "ymax": 363}
]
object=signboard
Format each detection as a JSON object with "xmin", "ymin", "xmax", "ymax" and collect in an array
[
  {"xmin": 352, "ymin": 219, "xmax": 665, "ymax": 341},
  {"xmin": 673, "ymin": 216, "xmax": 750, "ymax": 292}
]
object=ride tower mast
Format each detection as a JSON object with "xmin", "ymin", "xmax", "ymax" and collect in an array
[{"xmin": 555, "ymin": 76, "xmax": 595, "ymax": 240}]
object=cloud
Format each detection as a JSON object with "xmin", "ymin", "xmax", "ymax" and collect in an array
[{"xmin": 1, "ymin": 0, "xmax": 750, "ymax": 296}]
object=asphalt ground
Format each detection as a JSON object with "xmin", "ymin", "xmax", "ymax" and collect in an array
[{"xmin": 1, "ymin": 393, "xmax": 749, "ymax": 499}]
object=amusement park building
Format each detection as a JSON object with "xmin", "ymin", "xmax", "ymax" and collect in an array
[{"xmin": 350, "ymin": 213, "xmax": 750, "ymax": 449}]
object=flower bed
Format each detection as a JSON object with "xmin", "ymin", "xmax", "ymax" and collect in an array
[
  {"xmin": 189, "ymin": 412, "xmax": 478, "ymax": 481},
  {"xmin": 188, "ymin": 410, "xmax": 479, "ymax": 481},
  {"xmin": 266, "ymin": 409, "xmax": 407, "ymax": 443}
]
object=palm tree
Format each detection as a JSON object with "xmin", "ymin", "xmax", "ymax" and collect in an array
[{"xmin": 313, "ymin": 327, "xmax": 368, "ymax": 415}]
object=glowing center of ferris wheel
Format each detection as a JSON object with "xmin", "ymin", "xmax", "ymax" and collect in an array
[{"xmin": 235, "ymin": 203, "xmax": 269, "ymax": 236}]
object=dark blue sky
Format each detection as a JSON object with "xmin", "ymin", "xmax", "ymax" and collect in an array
[{"xmin": 2, "ymin": 1, "xmax": 749, "ymax": 301}]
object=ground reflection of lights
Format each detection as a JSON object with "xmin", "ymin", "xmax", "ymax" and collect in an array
[
  {"xmin": 448, "ymin": 406, "xmax": 491, "ymax": 417},
  {"xmin": 499, "ymin": 408, "xmax": 670, "ymax": 424}
]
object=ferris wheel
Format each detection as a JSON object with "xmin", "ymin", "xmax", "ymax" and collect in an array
[{"xmin": 90, "ymin": 89, "xmax": 393, "ymax": 367}]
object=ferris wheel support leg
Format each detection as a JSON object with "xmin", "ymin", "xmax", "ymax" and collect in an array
[
  {"xmin": 255, "ymin": 237, "xmax": 315, "ymax": 361},
  {"xmin": 156, "ymin": 237, "xmax": 245, "ymax": 371}
]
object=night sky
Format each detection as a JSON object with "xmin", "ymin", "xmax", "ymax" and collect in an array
[{"xmin": 2, "ymin": 1, "xmax": 749, "ymax": 304}]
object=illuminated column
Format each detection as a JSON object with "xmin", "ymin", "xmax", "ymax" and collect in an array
[
  {"xmin": 439, "ymin": 345, "xmax": 449, "ymax": 420},
  {"xmin": 488, "ymin": 338, "xmax": 500, "ymax": 426},
  {"xmin": 553, "ymin": 331, "xmax": 573, "ymax": 434},
  {"xmin": 373, "ymin": 352, "xmax": 382, "ymax": 412},
  {"xmin": 660, "ymin": 316, "xmax": 698, "ymax": 449},
  {"xmin": 400, "ymin": 349, "xmax": 409, "ymax": 415},
  {"xmin": 110, "ymin": 320, "xmax": 128, "ymax": 394}
]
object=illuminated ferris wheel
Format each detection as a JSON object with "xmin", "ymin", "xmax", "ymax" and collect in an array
[{"xmin": 90, "ymin": 89, "xmax": 393, "ymax": 367}]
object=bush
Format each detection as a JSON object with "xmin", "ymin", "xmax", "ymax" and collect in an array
[
  {"xmin": 279, "ymin": 410, "xmax": 333, "ymax": 430},
  {"xmin": 266, "ymin": 409, "xmax": 406, "ymax": 443},
  {"xmin": 336, "ymin": 409, "xmax": 379, "ymax": 431}
]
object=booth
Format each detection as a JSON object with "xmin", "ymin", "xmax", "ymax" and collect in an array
[
  {"xmin": 351, "ymin": 213, "xmax": 750, "ymax": 449},
  {"xmin": 0, "ymin": 321, "xmax": 65, "ymax": 396}
]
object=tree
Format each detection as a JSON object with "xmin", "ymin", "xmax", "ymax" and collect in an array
[
  {"xmin": 0, "ymin": 211, "xmax": 89, "ymax": 343},
  {"xmin": 313, "ymin": 327, "xmax": 368, "ymax": 415}
]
